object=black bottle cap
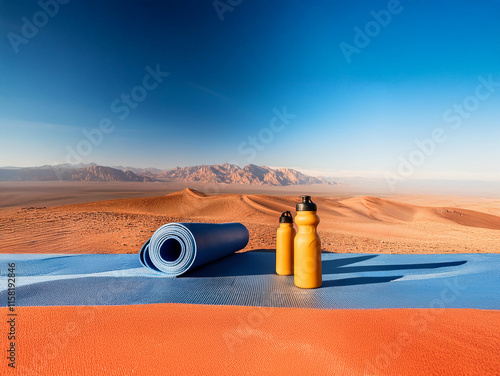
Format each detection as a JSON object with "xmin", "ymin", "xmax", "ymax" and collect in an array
[
  {"xmin": 279, "ymin": 211, "xmax": 293, "ymax": 223},
  {"xmin": 296, "ymin": 195, "xmax": 317, "ymax": 211}
]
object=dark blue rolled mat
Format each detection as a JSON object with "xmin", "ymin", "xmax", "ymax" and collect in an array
[{"xmin": 139, "ymin": 222, "xmax": 249, "ymax": 276}]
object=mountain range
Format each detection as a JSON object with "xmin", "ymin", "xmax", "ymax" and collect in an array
[
  {"xmin": 0, "ymin": 165, "xmax": 154, "ymax": 182},
  {"xmin": 0, "ymin": 163, "xmax": 333, "ymax": 186}
]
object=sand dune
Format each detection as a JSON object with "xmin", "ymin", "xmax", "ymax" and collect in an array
[
  {"xmin": 337, "ymin": 196, "xmax": 500, "ymax": 230},
  {"xmin": 53, "ymin": 188, "xmax": 500, "ymax": 228},
  {"xmin": 1, "ymin": 188, "xmax": 500, "ymax": 254}
]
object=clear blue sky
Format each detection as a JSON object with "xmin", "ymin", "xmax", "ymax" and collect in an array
[{"xmin": 1, "ymin": 0, "xmax": 499, "ymax": 180}]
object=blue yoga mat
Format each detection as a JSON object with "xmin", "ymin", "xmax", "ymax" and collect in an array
[
  {"xmin": 139, "ymin": 222, "xmax": 249, "ymax": 276},
  {"xmin": 1, "ymin": 252, "xmax": 499, "ymax": 309}
]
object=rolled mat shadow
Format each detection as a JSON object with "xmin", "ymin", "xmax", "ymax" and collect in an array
[{"xmin": 139, "ymin": 222, "xmax": 249, "ymax": 276}]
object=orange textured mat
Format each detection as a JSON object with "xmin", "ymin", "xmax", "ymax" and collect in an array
[{"xmin": 2, "ymin": 304, "xmax": 499, "ymax": 375}]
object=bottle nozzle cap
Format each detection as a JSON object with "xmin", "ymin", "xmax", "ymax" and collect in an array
[
  {"xmin": 296, "ymin": 195, "xmax": 317, "ymax": 211},
  {"xmin": 279, "ymin": 211, "xmax": 293, "ymax": 223}
]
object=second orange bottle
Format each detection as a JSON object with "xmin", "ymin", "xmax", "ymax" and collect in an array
[{"xmin": 276, "ymin": 211, "xmax": 295, "ymax": 275}]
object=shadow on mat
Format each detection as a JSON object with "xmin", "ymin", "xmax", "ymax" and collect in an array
[
  {"xmin": 183, "ymin": 251, "xmax": 276, "ymax": 277},
  {"xmin": 184, "ymin": 252, "xmax": 382, "ymax": 278},
  {"xmin": 322, "ymin": 259, "xmax": 467, "ymax": 274},
  {"xmin": 322, "ymin": 275, "xmax": 403, "ymax": 287},
  {"xmin": 184, "ymin": 251, "xmax": 467, "ymax": 280},
  {"xmin": 322, "ymin": 254, "xmax": 378, "ymax": 269}
]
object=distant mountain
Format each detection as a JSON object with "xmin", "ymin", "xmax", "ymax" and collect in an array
[
  {"xmin": 0, "ymin": 165, "xmax": 155, "ymax": 182},
  {"xmin": 0, "ymin": 163, "xmax": 332, "ymax": 186},
  {"xmin": 0, "ymin": 167, "xmax": 68, "ymax": 181},
  {"xmin": 69, "ymin": 166, "xmax": 155, "ymax": 182},
  {"xmin": 155, "ymin": 163, "xmax": 333, "ymax": 186},
  {"xmin": 112, "ymin": 165, "xmax": 163, "ymax": 176}
]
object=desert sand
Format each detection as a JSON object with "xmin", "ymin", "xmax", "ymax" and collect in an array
[
  {"xmin": 1, "ymin": 183, "xmax": 499, "ymax": 254},
  {"xmin": 1, "ymin": 183, "xmax": 499, "ymax": 376},
  {"xmin": 3, "ymin": 304, "xmax": 498, "ymax": 376}
]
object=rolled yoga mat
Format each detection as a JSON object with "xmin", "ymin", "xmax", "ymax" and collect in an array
[{"xmin": 139, "ymin": 222, "xmax": 249, "ymax": 276}]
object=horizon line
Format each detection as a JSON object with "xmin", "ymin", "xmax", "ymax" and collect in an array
[{"xmin": 1, "ymin": 162, "xmax": 499, "ymax": 183}]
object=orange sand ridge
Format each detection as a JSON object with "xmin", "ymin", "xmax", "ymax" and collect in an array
[
  {"xmin": 2, "ymin": 304, "xmax": 499, "ymax": 375},
  {"xmin": 1, "ymin": 188, "xmax": 499, "ymax": 254}
]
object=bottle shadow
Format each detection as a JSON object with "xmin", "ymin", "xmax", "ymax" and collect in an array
[
  {"xmin": 185, "ymin": 252, "xmax": 380, "ymax": 278},
  {"xmin": 323, "ymin": 259, "xmax": 467, "ymax": 274},
  {"xmin": 184, "ymin": 250, "xmax": 468, "ymax": 289},
  {"xmin": 321, "ymin": 275, "xmax": 403, "ymax": 287},
  {"xmin": 321, "ymin": 256, "xmax": 467, "ymax": 288}
]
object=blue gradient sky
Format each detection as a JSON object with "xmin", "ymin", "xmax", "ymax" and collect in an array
[{"xmin": 1, "ymin": 0, "xmax": 499, "ymax": 180}]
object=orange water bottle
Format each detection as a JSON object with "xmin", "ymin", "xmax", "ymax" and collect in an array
[
  {"xmin": 294, "ymin": 195, "xmax": 322, "ymax": 288},
  {"xmin": 276, "ymin": 211, "xmax": 295, "ymax": 275}
]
